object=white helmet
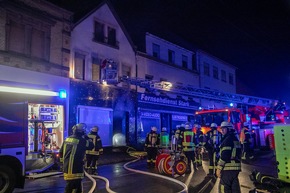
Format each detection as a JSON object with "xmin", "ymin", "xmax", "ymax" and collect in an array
[
  {"xmin": 210, "ymin": 123, "xmax": 218, "ymax": 128},
  {"xmin": 151, "ymin": 126, "xmax": 157, "ymax": 132},
  {"xmin": 194, "ymin": 124, "xmax": 201, "ymax": 129},
  {"xmin": 220, "ymin": 121, "xmax": 233, "ymax": 128},
  {"xmin": 161, "ymin": 127, "xmax": 167, "ymax": 132},
  {"xmin": 184, "ymin": 122, "xmax": 191, "ymax": 130}
]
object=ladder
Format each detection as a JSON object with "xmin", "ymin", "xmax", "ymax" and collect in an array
[{"xmin": 119, "ymin": 76, "xmax": 277, "ymax": 107}]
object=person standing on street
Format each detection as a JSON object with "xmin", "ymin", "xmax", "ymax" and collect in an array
[
  {"xmin": 145, "ymin": 126, "xmax": 160, "ymax": 168},
  {"xmin": 204, "ymin": 123, "xmax": 221, "ymax": 176},
  {"xmin": 194, "ymin": 124, "xmax": 205, "ymax": 167},
  {"xmin": 160, "ymin": 127, "xmax": 170, "ymax": 152},
  {"xmin": 85, "ymin": 126, "xmax": 103, "ymax": 175},
  {"xmin": 180, "ymin": 122, "xmax": 197, "ymax": 173},
  {"xmin": 60, "ymin": 123, "xmax": 94, "ymax": 193},
  {"xmin": 240, "ymin": 122, "xmax": 254, "ymax": 161},
  {"xmin": 216, "ymin": 121, "xmax": 242, "ymax": 193}
]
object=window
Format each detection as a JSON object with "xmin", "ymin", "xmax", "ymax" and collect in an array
[
  {"xmin": 229, "ymin": 73, "xmax": 234, "ymax": 85},
  {"xmin": 75, "ymin": 53, "xmax": 85, "ymax": 80},
  {"xmin": 204, "ymin": 62, "xmax": 210, "ymax": 76},
  {"xmin": 94, "ymin": 21, "xmax": 105, "ymax": 43},
  {"xmin": 107, "ymin": 26, "xmax": 117, "ymax": 46},
  {"xmin": 192, "ymin": 53, "xmax": 197, "ymax": 71},
  {"xmin": 7, "ymin": 18, "xmax": 50, "ymax": 60},
  {"xmin": 168, "ymin": 49, "xmax": 175, "ymax": 64},
  {"xmin": 92, "ymin": 57, "xmax": 101, "ymax": 82},
  {"xmin": 213, "ymin": 66, "xmax": 219, "ymax": 79},
  {"xmin": 221, "ymin": 70, "xmax": 227, "ymax": 82},
  {"xmin": 152, "ymin": 43, "xmax": 160, "ymax": 58},
  {"xmin": 182, "ymin": 55, "xmax": 188, "ymax": 68}
]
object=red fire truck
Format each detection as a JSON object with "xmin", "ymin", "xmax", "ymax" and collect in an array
[{"xmin": 193, "ymin": 102, "xmax": 288, "ymax": 149}]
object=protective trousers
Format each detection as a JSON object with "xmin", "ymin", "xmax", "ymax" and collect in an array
[
  {"xmin": 147, "ymin": 147, "xmax": 158, "ymax": 167},
  {"xmin": 219, "ymin": 170, "xmax": 241, "ymax": 193},
  {"xmin": 207, "ymin": 149, "xmax": 215, "ymax": 175},
  {"xmin": 184, "ymin": 151, "xmax": 196, "ymax": 172},
  {"xmin": 86, "ymin": 154, "xmax": 99, "ymax": 173},
  {"xmin": 65, "ymin": 179, "xmax": 82, "ymax": 193}
]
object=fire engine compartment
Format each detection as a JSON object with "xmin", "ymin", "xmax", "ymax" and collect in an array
[{"xmin": 28, "ymin": 103, "xmax": 64, "ymax": 154}]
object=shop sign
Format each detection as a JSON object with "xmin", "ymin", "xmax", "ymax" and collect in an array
[
  {"xmin": 172, "ymin": 114, "xmax": 188, "ymax": 121},
  {"xmin": 138, "ymin": 93, "xmax": 198, "ymax": 110},
  {"xmin": 140, "ymin": 111, "xmax": 160, "ymax": 119}
]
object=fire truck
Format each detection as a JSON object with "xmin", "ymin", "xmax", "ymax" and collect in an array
[
  {"xmin": 120, "ymin": 76, "xmax": 288, "ymax": 149},
  {"xmin": 0, "ymin": 66, "xmax": 68, "ymax": 193},
  {"xmin": 193, "ymin": 102, "xmax": 288, "ymax": 149}
]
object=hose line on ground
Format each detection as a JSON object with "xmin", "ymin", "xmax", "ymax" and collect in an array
[{"xmin": 123, "ymin": 147, "xmax": 188, "ymax": 193}]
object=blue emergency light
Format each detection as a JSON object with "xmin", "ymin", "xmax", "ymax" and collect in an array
[{"xmin": 59, "ymin": 89, "xmax": 67, "ymax": 99}]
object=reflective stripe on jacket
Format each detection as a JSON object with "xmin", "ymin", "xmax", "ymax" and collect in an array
[
  {"xmin": 86, "ymin": 132, "xmax": 103, "ymax": 155},
  {"xmin": 181, "ymin": 130, "xmax": 195, "ymax": 151}
]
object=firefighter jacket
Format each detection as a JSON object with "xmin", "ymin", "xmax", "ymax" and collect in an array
[
  {"xmin": 195, "ymin": 130, "xmax": 206, "ymax": 147},
  {"xmin": 180, "ymin": 129, "xmax": 195, "ymax": 152},
  {"xmin": 86, "ymin": 131, "xmax": 103, "ymax": 155},
  {"xmin": 205, "ymin": 128, "xmax": 221, "ymax": 151},
  {"xmin": 145, "ymin": 131, "xmax": 160, "ymax": 148},
  {"xmin": 160, "ymin": 131, "xmax": 169, "ymax": 149},
  {"xmin": 240, "ymin": 127, "xmax": 251, "ymax": 144},
  {"xmin": 60, "ymin": 134, "xmax": 94, "ymax": 180},
  {"xmin": 217, "ymin": 131, "xmax": 241, "ymax": 171}
]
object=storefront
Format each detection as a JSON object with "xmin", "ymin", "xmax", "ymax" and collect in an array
[{"xmin": 136, "ymin": 93, "xmax": 200, "ymax": 146}]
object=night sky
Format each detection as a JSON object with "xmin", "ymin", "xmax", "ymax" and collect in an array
[{"xmin": 49, "ymin": 0, "xmax": 290, "ymax": 105}]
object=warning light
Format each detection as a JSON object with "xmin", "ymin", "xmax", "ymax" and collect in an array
[
  {"xmin": 59, "ymin": 89, "xmax": 67, "ymax": 99},
  {"xmin": 230, "ymin": 103, "xmax": 234, "ymax": 107}
]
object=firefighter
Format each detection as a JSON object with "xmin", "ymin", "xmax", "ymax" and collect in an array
[
  {"xmin": 59, "ymin": 123, "xmax": 94, "ymax": 193},
  {"xmin": 85, "ymin": 126, "xmax": 103, "ymax": 175},
  {"xmin": 240, "ymin": 122, "xmax": 254, "ymax": 161},
  {"xmin": 144, "ymin": 126, "xmax": 160, "ymax": 168},
  {"xmin": 160, "ymin": 127, "xmax": 169, "ymax": 151},
  {"xmin": 176, "ymin": 124, "xmax": 185, "ymax": 151},
  {"xmin": 180, "ymin": 122, "xmax": 197, "ymax": 173},
  {"xmin": 216, "ymin": 121, "xmax": 242, "ymax": 193},
  {"xmin": 204, "ymin": 122, "xmax": 221, "ymax": 176},
  {"xmin": 194, "ymin": 124, "xmax": 205, "ymax": 167}
]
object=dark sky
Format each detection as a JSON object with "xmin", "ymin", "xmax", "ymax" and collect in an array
[{"xmin": 49, "ymin": 0, "xmax": 290, "ymax": 105}]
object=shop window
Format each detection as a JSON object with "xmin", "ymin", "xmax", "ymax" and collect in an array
[
  {"xmin": 213, "ymin": 66, "xmax": 219, "ymax": 79},
  {"xmin": 221, "ymin": 69, "xmax": 227, "ymax": 82},
  {"xmin": 168, "ymin": 49, "xmax": 175, "ymax": 64},
  {"xmin": 74, "ymin": 53, "xmax": 85, "ymax": 80},
  {"xmin": 182, "ymin": 55, "xmax": 188, "ymax": 68},
  {"xmin": 204, "ymin": 62, "xmax": 210, "ymax": 76},
  {"xmin": 229, "ymin": 73, "xmax": 234, "ymax": 85},
  {"xmin": 7, "ymin": 18, "xmax": 50, "ymax": 60},
  {"xmin": 152, "ymin": 43, "xmax": 160, "ymax": 58}
]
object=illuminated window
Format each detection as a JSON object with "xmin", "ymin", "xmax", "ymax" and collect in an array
[
  {"xmin": 204, "ymin": 62, "xmax": 210, "ymax": 76},
  {"xmin": 182, "ymin": 55, "xmax": 188, "ymax": 68},
  {"xmin": 92, "ymin": 57, "xmax": 101, "ymax": 82},
  {"xmin": 213, "ymin": 66, "xmax": 219, "ymax": 79},
  {"xmin": 74, "ymin": 53, "xmax": 85, "ymax": 80},
  {"xmin": 152, "ymin": 43, "xmax": 160, "ymax": 58},
  {"xmin": 221, "ymin": 70, "xmax": 227, "ymax": 82}
]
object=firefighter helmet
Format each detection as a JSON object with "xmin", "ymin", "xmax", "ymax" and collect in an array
[
  {"xmin": 91, "ymin": 126, "xmax": 99, "ymax": 132},
  {"xmin": 151, "ymin": 126, "xmax": 157, "ymax": 132},
  {"xmin": 210, "ymin": 123, "xmax": 218, "ymax": 128},
  {"xmin": 72, "ymin": 123, "xmax": 87, "ymax": 135},
  {"xmin": 194, "ymin": 124, "xmax": 201, "ymax": 129},
  {"xmin": 184, "ymin": 122, "xmax": 191, "ymax": 130},
  {"xmin": 161, "ymin": 127, "xmax": 167, "ymax": 132},
  {"xmin": 220, "ymin": 121, "xmax": 233, "ymax": 128}
]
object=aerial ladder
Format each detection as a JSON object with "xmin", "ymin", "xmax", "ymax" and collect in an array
[{"xmin": 119, "ymin": 76, "xmax": 278, "ymax": 108}]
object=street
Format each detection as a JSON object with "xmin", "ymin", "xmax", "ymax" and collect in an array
[{"xmin": 13, "ymin": 149, "xmax": 288, "ymax": 193}]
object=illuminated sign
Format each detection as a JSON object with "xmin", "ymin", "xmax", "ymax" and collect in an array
[{"xmin": 138, "ymin": 93, "xmax": 199, "ymax": 109}]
